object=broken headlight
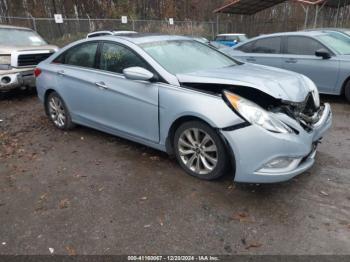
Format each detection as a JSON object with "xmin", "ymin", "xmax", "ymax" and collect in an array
[
  {"xmin": 303, "ymin": 76, "xmax": 320, "ymax": 108},
  {"xmin": 224, "ymin": 91, "xmax": 293, "ymax": 134}
]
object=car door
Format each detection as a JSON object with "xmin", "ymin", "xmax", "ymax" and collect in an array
[
  {"xmin": 52, "ymin": 41, "xmax": 105, "ymax": 125},
  {"xmin": 281, "ymin": 36, "xmax": 339, "ymax": 93},
  {"xmin": 234, "ymin": 37, "xmax": 283, "ymax": 68},
  {"xmin": 91, "ymin": 41, "xmax": 159, "ymax": 142}
]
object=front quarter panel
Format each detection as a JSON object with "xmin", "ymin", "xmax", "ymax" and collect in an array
[{"xmin": 158, "ymin": 84, "xmax": 244, "ymax": 146}]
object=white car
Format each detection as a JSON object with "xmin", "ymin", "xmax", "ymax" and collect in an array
[{"xmin": 86, "ymin": 30, "xmax": 137, "ymax": 38}]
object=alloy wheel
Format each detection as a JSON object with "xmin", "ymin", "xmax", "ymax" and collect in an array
[
  {"xmin": 48, "ymin": 96, "xmax": 66, "ymax": 128},
  {"xmin": 178, "ymin": 128, "xmax": 218, "ymax": 175}
]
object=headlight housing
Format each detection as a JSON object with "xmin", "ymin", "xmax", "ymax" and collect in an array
[
  {"xmin": 0, "ymin": 55, "xmax": 11, "ymax": 65},
  {"xmin": 223, "ymin": 91, "xmax": 293, "ymax": 134}
]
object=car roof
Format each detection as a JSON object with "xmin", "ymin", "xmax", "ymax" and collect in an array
[
  {"xmin": 304, "ymin": 27, "xmax": 349, "ymax": 32},
  {"xmin": 0, "ymin": 24, "xmax": 32, "ymax": 30},
  {"xmin": 100, "ymin": 33, "xmax": 192, "ymax": 45},
  {"xmin": 87, "ymin": 30, "xmax": 137, "ymax": 37},
  {"xmin": 245, "ymin": 31, "xmax": 331, "ymax": 42},
  {"xmin": 217, "ymin": 33, "xmax": 245, "ymax": 36}
]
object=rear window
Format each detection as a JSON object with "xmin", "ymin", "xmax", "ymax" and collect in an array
[
  {"xmin": 251, "ymin": 37, "xmax": 281, "ymax": 54},
  {"xmin": 225, "ymin": 36, "xmax": 239, "ymax": 41},
  {"xmin": 238, "ymin": 35, "xmax": 248, "ymax": 42},
  {"xmin": 54, "ymin": 42, "xmax": 98, "ymax": 68},
  {"xmin": 237, "ymin": 41, "xmax": 255, "ymax": 53},
  {"xmin": 215, "ymin": 36, "xmax": 226, "ymax": 41}
]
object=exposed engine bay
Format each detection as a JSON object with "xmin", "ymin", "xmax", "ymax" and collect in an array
[{"xmin": 181, "ymin": 83, "xmax": 323, "ymax": 132}]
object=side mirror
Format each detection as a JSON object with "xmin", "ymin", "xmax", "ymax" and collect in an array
[
  {"xmin": 315, "ymin": 49, "xmax": 331, "ymax": 59},
  {"xmin": 123, "ymin": 67, "xmax": 154, "ymax": 81}
]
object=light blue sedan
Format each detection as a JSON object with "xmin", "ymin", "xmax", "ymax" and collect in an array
[
  {"xmin": 226, "ymin": 31, "xmax": 350, "ymax": 102},
  {"xmin": 35, "ymin": 35, "xmax": 332, "ymax": 183}
]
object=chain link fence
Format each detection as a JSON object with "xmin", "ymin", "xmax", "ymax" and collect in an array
[
  {"xmin": 0, "ymin": 14, "xmax": 347, "ymax": 47},
  {"xmin": 0, "ymin": 16, "xmax": 219, "ymax": 46}
]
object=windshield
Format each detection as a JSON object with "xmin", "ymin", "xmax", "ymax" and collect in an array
[
  {"xmin": 141, "ymin": 40, "xmax": 237, "ymax": 74},
  {"xmin": 316, "ymin": 32, "xmax": 350, "ymax": 55},
  {"xmin": 0, "ymin": 29, "xmax": 47, "ymax": 46}
]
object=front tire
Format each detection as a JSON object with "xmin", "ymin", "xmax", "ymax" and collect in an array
[
  {"xmin": 345, "ymin": 80, "xmax": 350, "ymax": 103},
  {"xmin": 174, "ymin": 121, "xmax": 228, "ymax": 180},
  {"xmin": 45, "ymin": 91, "xmax": 75, "ymax": 130}
]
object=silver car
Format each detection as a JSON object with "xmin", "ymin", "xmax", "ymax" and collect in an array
[
  {"xmin": 35, "ymin": 35, "xmax": 332, "ymax": 183},
  {"xmin": 226, "ymin": 31, "xmax": 350, "ymax": 102}
]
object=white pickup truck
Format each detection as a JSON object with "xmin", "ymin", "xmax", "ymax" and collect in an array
[{"xmin": 0, "ymin": 24, "xmax": 58, "ymax": 92}]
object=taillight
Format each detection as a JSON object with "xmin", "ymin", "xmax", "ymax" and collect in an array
[{"xmin": 34, "ymin": 68, "xmax": 42, "ymax": 78}]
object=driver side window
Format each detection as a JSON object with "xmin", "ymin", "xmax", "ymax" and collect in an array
[{"xmin": 99, "ymin": 42, "xmax": 150, "ymax": 74}]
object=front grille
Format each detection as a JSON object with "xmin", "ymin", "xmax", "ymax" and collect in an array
[{"xmin": 17, "ymin": 52, "xmax": 53, "ymax": 67}]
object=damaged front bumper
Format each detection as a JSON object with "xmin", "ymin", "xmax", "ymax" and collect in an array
[
  {"xmin": 221, "ymin": 103, "xmax": 332, "ymax": 183},
  {"xmin": 0, "ymin": 69, "xmax": 35, "ymax": 91}
]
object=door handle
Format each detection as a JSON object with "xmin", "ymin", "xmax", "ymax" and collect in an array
[
  {"xmin": 95, "ymin": 81, "xmax": 108, "ymax": 90},
  {"xmin": 246, "ymin": 57, "xmax": 256, "ymax": 62},
  {"xmin": 285, "ymin": 58, "xmax": 298, "ymax": 64},
  {"xmin": 57, "ymin": 70, "xmax": 65, "ymax": 76}
]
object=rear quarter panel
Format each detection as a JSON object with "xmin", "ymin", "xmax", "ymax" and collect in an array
[{"xmin": 36, "ymin": 61, "xmax": 58, "ymax": 103}]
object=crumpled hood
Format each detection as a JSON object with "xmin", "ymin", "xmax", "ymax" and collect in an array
[{"xmin": 177, "ymin": 63, "xmax": 311, "ymax": 102}]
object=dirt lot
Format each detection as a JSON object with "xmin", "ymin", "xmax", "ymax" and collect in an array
[{"xmin": 0, "ymin": 91, "xmax": 349, "ymax": 255}]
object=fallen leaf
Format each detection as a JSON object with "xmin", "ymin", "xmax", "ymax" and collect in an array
[
  {"xmin": 227, "ymin": 184, "xmax": 235, "ymax": 190},
  {"xmin": 320, "ymin": 191, "xmax": 329, "ymax": 196},
  {"xmin": 40, "ymin": 193, "xmax": 48, "ymax": 201},
  {"xmin": 59, "ymin": 199, "xmax": 70, "ymax": 209},
  {"xmin": 245, "ymin": 241, "xmax": 262, "ymax": 250},
  {"xmin": 232, "ymin": 212, "xmax": 252, "ymax": 223},
  {"xmin": 158, "ymin": 217, "xmax": 164, "ymax": 226},
  {"xmin": 65, "ymin": 245, "xmax": 77, "ymax": 256}
]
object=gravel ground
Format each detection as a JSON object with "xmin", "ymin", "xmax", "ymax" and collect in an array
[{"xmin": 0, "ymin": 90, "xmax": 349, "ymax": 255}]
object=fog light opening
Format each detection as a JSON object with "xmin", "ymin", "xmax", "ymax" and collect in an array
[
  {"xmin": 257, "ymin": 157, "xmax": 302, "ymax": 174},
  {"xmin": 1, "ymin": 76, "xmax": 11, "ymax": 84}
]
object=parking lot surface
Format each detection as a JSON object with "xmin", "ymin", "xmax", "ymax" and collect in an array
[{"xmin": 0, "ymin": 91, "xmax": 349, "ymax": 255}]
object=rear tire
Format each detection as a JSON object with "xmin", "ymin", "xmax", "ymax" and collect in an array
[
  {"xmin": 345, "ymin": 81, "xmax": 350, "ymax": 103},
  {"xmin": 45, "ymin": 91, "xmax": 75, "ymax": 130},
  {"xmin": 174, "ymin": 120, "xmax": 229, "ymax": 180}
]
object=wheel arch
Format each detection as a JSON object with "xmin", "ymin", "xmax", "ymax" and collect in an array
[
  {"xmin": 43, "ymin": 88, "xmax": 57, "ymax": 116},
  {"xmin": 166, "ymin": 115, "xmax": 206, "ymax": 155},
  {"xmin": 341, "ymin": 75, "xmax": 350, "ymax": 95},
  {"xmin": 165, "ymin": 115, "xmax": 236, "ymax": 176}
]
